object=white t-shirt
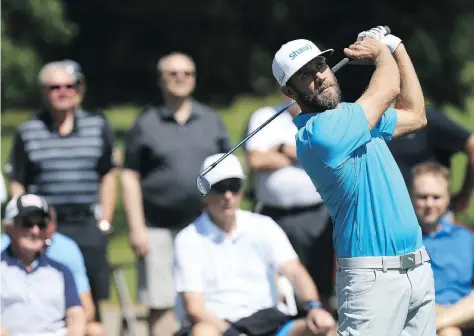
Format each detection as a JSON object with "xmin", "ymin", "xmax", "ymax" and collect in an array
[
  {"xmin": 245, "ymin": 106, "xmax": 322, "ymax": 207},
  {"xmin": 173, "ymin": 209, "xmax": 298, "ymax": 322}
]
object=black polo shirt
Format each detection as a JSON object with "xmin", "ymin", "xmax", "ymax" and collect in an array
[
  {"xmin": 387, "ymin": 107, "xmax": 471, "ymax": 188},
  {"xmin": 123, "ymin": 100, "xmax": 231, "ymax": 229},
  {"xmin": 5, "ymin": 109, "xmax": 116, "ymax": 221}
]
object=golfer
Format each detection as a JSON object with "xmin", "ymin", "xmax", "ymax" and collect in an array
[{"xmin": 272, "ymin": 27, "xmax": 435, "ymax": 335}]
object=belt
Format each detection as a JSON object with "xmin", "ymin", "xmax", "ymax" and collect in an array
[
  {"xmin": 258, "ymin": 202, "xmax": 324, "ymax": 216},
  {"xmin": 336, "ymin": 247, "xmax": 430, "ymax": 271}
]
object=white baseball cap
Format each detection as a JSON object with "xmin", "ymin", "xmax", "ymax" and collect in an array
[
  {"xmin": 4, "ymin": 194, "xmax": 49, "ymax": 225},
  {"xmin": 272, "ymin": 39, "xmax": 334, "ymax": 86},
  {"xmin": 200, "ymin": 153, "xmax": 246, "ymax": 186}
]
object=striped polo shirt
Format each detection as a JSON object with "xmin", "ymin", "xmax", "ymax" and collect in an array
[
  {"xmin": 1, "ymin": 248, "xmax": 82, "ymax": 334},
  {"xmin": 5, "ymin": 109, "xmax": 116, "ymax": 214}
]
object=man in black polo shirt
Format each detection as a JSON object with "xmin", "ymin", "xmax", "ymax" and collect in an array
[
  {"xmin": 121, "ymin": 51, "xmax": 231, "ymax": 336},
  {"xmin": 5, "ymin": 60, "xmax": 117, "ymax": 325},
  {"xmin": 387, "ymin": 107, "xmax": 474, "ymax": 215}
]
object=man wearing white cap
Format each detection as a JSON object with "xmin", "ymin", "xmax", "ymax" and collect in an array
[
  {"xmin": 173, "ymin": 153, "xmax": 336, "ymax": 336},
  {"xmin": 272, "ymin": 27, "xmax": 434, "ymax": 335}
]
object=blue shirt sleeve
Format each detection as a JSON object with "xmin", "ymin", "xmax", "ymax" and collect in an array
[
  {"xmin": 372, "ymin": 108, "xmax": 398, "ymax": 141},
  {"xmin": 61, "ymin": 264, "xmax": 82, "ymax": 309},
  {"xmin": 56, "ymin": 237, "xmax": 91, "ymax": 294},
  {"xmin": 308, "ymin": 102, "xmax": 371, "ymax": 168}
]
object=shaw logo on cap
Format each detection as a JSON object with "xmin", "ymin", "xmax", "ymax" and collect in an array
[{"xmin": 289, "ymin": 44, "xmax": 313, "ymax": 60}]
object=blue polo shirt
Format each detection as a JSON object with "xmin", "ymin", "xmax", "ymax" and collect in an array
[
  {"xmin": 1, "ymin": 248, "xmax": 82, "ymax": 334},
  {"xmin": 1, "ymin": 233, "xmax": 90, "ymax": 294},
  {"xmin": 293, "ymin": 102, "xmax": 422, "ymax": 257},
  {"xmin": 422, "ymin": 219, "xmax": 474, "ymax": 305}
]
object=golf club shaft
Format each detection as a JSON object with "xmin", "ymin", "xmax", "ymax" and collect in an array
[{"xmin": 199, "ymin": 56, "xmax": 352, "ymax": 178}]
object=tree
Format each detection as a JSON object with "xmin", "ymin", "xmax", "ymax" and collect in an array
[{"xmin": 1, "ymin": 0, "xmax": 77, "ymax": 109}]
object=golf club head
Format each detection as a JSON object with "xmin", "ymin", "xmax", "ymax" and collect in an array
[{"xmin": 197, "ymin": 174, "xmax": 211, "ymax": 196}]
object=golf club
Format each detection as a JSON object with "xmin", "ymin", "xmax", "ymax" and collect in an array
[{"xmin": 197, "ymin": 26, "xmax": 391, "ymax": 196}]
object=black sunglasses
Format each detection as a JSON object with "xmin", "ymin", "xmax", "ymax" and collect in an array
[
  {"xmin": 47, "ymin": 81, "xmax": 79, "ymax": 91},
  {"xmin": 165, "ymin": 71, "xmax": 195, "ymax": 78},
  {"xmin": 16, "ymin": 216, "xmax": 48, "ymax": 230},
  {"xmin": 210, "ymin": 178, "xmax": 243, "ymax": 195}
]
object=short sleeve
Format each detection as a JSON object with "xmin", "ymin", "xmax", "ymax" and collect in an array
[
  {"xmin": 308, "ymin": 102, "xmax": 371, "ymax": 168},
  {"xmin": 123, "ymin": 121, "xmax": 143, "ymax": 172},
  {"xmin": 216, "ymin": 115, "xmax": 232, "ymax": 153},
  {"xmin": 372, "ymin": 108, "xmax": 397, "ymax": 141},
  {"xmin": 173, "ymin": 230, "xmax": 203, "ymax": 293},
  {"xmin": 262, "ymin": 218, "xmax": 298, "ymax": 269},
  {"xmin": 60, "ymin": 238, "xmax": 91, "ymax": 294},
  {"xmin": 428, "ymin": 108, "xmax": 471, "ymax": 153},
  {"xmin": 245, "ymin": 107, "xmax": 276, "ymax": 151},
  {"xmin": 5, "ymin": 131, "xmax": 30, "ymax": 184},
  {"xmin": 97, "ymin": 119, "xmax": 117, "ymax": 176},
  {"xmin": 61, "ymin": 264, "xmax": 82, "ymax": 309}
]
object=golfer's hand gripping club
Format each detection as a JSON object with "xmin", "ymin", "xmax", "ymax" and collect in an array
[{"xmin": 197, "ymin": 26, "xmax": 391, "ymax": 196}]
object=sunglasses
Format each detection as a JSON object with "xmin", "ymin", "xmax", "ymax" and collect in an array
[
  {"xmin": 164, "ymin": 71, "xmax": 195, "ymax": 78},
  {"xmin": 46, "ymin": 82, "xmax": 79, "ymax": 92},
  {"xmin": 210, "ymin": 178, "xmax": 243, "ymax": 195},
  {"xmin": 16, "ymin": 216, "xmax": 48, "ymax": 230}
]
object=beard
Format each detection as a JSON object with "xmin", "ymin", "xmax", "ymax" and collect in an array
[{"xmin": 293, "ymin": 80, "xmax": 342, "ymax": 111}]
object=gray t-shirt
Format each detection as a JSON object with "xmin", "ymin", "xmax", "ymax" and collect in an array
[{"xmin": 123, "ymin": 99, "xmax": 231, "ymax": 229}]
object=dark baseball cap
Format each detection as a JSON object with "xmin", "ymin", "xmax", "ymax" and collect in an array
[{"xmin": 4, "ymin": 194, "xmax": 49, "ymax": 225}]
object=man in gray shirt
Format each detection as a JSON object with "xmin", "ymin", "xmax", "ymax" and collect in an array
[{"xmin": 121, "ymin": 51, "xmax": 231, "ymax": 336}]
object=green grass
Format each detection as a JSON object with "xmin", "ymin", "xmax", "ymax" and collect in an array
[{"xmin": 2, "ymin": 93, "xmax": 474, "ymax": 303}]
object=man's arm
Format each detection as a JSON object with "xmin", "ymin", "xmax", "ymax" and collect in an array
[
  {"xmin": 436, "ymin": 292, "xmax": 474, "ymax": 330},
  {"xmin": 345, "ymin": 38, "xmax": 400, "ymax": 130},
  {"xmin": 66, "ymin": 306, "xmax": 86, "ymax": 336},
  {"xmin": 247, "ymin": 150, "xmax": 292, "ymax": 171},
  {"xmin": 121, "ymin": 121, "xmax": 150, "ymax": 257},
  {"xmin": 452, "ymin": 135, "xmax": 474, "ymax": 211},
  {"xmin": 80, "ymin": 291, "xmax": 96, "ymax": 322},
  {"xmin": 390, "ymin": 43, "xmax": 427, "ymax": 138},
  {"xmin": 6, "ymin": 131, "xmax": 29, "ymax": 197},
  {"xmin": 121, "ymin": 169, "xmax": 149, "ymax": 257},
  {"xmin": 279, "ymin": 259, "xmax": 320, "ymax": 303},
  {"xmin": 181, "ymin": 292, "xmax": 232, "ymax": 332}
]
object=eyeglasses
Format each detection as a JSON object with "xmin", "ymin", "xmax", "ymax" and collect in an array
[
  {"xmin": 164, "ymin": 71, "xmax": 196, "ymax": 78},
  {"xmin": 210, "ymin": 178, "xmax": 243, "ymax": 195},
  {"xmin": 17, "ymin": 216, "xmax": 48, "ymax": 230},
  {"xmin": 46, "ymin": 82, "xmax": 79, "ymax": 92}
]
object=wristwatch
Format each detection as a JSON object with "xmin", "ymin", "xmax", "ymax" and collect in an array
[
  {"xmin": 304, "ymin": 300, "xmax": 322, "ymax": 312},
  {"xmin": 98, "ymin": 219, "xmax": 111, "ymax": 233}
]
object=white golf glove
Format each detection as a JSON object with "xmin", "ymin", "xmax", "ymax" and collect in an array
[{"xmin": 357, "ymin": 26, "xmax": 402, "ymax": 54}]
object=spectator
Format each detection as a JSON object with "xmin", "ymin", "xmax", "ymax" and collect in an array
[
  {"xmin": 388, "ymin": 107, "xmax": 474, "ymax": 215},
  {"xmin": 246, "ymin": 95, "xmax": 334, "ymax": 310},
  {"xmin": 1, "ymin": 202, "xmax": 106, "ymax": 336},
  {"xmin": 4, "ymin": 60, "xmax": 117, "ymax": 322},
  {"xmin": 1, "ymin": 194, "xmax": 85, "ymax": 336},
  {"xmin": 174, "ymin": 153, "xmax": 336, "ymax": 336},
  {"xmin": 121, "ymin": 51, "xmax": 231, "ymax": 336},
  {"xmin": 410, "ymin": 162, "xmax": 474, "ymax": 336}
]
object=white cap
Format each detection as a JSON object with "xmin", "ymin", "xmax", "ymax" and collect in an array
[
  {"xmin": 4, "ymin": 194, "xmax": 49, "ymax": 225},
  {"xmin": 200, "ymin": 153, "xmax": 246, "ymax": 186},
  {"xmin": 272, "ymin": 39, "xmax": 333, "ymax": 86}
]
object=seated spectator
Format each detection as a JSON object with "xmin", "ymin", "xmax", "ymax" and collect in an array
[
  {"xmin": 1, "ymin": 200, "xmax": 106, "ymax": 336},
  {"xmin": 410, "ymin": 162, "xmax": 474, "ymax": 336},
  {"xmin": 173, "ymin": 153, "xmax": 336, "ymax": 336},
  {"xmin": 1, "ymin": 194, "xmax": 86, "ymax": 335}
]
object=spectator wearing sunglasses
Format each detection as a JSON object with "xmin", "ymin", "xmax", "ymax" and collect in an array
[
  {"xmin": 1, "ymin": 194, "xmax": 86, "ymax": 336},
  {"xmin": 1, "ymin": 199, "xmax": 106, "ymax": 336},
  {"xmin": 173, "ymin": 153, "xmax": 336, "ymax": 336},
  {"xmin": 121, "ymin": 52, "xmax": 231, "ymax": 336},
  {"xmin": 4, "ymin": 60, "xmax": 117, "ymax": 323}
]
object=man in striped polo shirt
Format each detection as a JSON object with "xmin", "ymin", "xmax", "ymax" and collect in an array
[{"xmin": 5, "ymin": 60, "xmax": 117, "ymax": 323}]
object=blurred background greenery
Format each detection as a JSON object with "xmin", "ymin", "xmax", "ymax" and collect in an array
[{"xmin": 2, "ymin": 0, "xmax": 474, "ymax": 303}]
